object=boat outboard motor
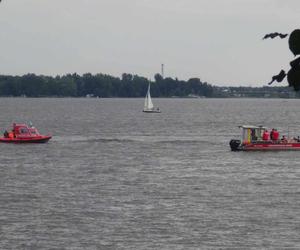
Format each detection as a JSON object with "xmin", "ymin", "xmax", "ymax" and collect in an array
[{"xmin": 229, "ymin": 139, "xmax": 241, "ymax": 151}]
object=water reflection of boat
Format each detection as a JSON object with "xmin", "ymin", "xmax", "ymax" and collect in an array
[
  {"xmin": 0, "ymin": 123, "xmax": 52, "ymax": 143},
  {"xmin": 229, "ymin": 125, "xmax": 300, "ymax": 151}
]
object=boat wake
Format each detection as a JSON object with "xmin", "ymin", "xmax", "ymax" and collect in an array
[{"xmin": 53, "ymin": 135, "xmax": 215, "ymax": 145}]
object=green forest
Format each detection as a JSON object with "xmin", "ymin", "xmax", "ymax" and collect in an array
[
  {"xmin": 0, "ymin": 72, "xmax": 298, "ymax": 98},
  {"xmin": 0, "ymin": 73, "xmax": 214, "ymax": 97}
]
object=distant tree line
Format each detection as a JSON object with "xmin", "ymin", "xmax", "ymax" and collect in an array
[
  {"xmin": 0, "ymin": 72, "xmax": 298, "ymax": 98},
  {"xmin": 215, "ymin": 86, "xmax": 300, "ymax": 98},
  {"xmin": 0, "ymin": 73, "xmax": 214, "ymax": 97}
]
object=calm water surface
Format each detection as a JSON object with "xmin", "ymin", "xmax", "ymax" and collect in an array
[{"xmin": 0, "ymin": 98, "xmax": 300, "ymax": 249}]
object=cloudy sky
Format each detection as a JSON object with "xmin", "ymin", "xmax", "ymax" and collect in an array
[{"xmin": 0, "ymin": 0, "xmax": 299, "ymax": 86}]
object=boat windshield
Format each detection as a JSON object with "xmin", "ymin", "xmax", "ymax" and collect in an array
[
  {"xmin": 30, "ymin": 128, "xmax": 38, "ymax": 134},
  {"xmin": 19, "ymin": 127, "xmax": 29, "ymax": 134}
]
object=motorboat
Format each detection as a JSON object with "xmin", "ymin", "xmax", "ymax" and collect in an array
[
  {"xmin": 229, "ymin": 125, "xmax": 300, "ymax": 151},
  {"xmin": 0, "ymin": 123, "xmax": 52, "ymax": 143}
]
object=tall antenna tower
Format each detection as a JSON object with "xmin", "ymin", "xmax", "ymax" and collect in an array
[{"xmin": 161, "ymin": 64, "xmax": 164, "ymax": 79}]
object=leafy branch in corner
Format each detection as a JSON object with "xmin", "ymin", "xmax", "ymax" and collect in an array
[{"xmin": 264, "ymin": 29, "xmax": 300, "ymax": 91}]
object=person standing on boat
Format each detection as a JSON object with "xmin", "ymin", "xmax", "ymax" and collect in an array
[
  {"xmin": 251, "ymin": 129, "xmax": 257, "ymax": 141},
  {"xmin": 3, "ymin": 130, "xmax": 9, "ymax": 138},
  {"xmin": 8, "ymin": 130, "xmax": 14, "ymax": 139},
  {"xmin": 281, "ymin": 135, "xmax": 287, "ymax": 143},
  {"xmin": 270, "ymin": 129, "xmax": 275, "ymax": 140},
  {"xmin": 273, "ymin": 129, "xmax": 279, "ymax": 141},
  {"xmin": 262, "ymin": 130, "xmax": 270, "ymax": 141}
]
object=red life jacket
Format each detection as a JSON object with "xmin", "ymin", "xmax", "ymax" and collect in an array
[
  {"xmin": 273, "ymin": 130, "xmax": 279, "ymax": 140},
  {"xmin": 263, "ymin": 131, "xmax": 270, "ymax": 140},
  {"xmin": 8, "ymin": 132, "xmax": 14, "ymax": 139}
]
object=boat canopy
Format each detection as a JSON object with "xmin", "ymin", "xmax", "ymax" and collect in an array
[
  {"xmin": 12, "ymin": 123, "xmax": 39, "ymax": 137},
  {"xmin": 238, "ymin": 125, "xmax": 267, "ymax": 129},
  {"xmin": 238, "ymin": 125, "xmax": 267, "ymax": 143}
]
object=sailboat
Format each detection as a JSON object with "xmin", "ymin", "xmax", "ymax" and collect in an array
[{"xmin": 143, "ymin": 83, "xmax": 161, "ymax": 113}]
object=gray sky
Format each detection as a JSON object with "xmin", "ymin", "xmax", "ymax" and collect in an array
[{"xmin": 0, "ymin": 0, "xmax": 299, "ymax": 86}]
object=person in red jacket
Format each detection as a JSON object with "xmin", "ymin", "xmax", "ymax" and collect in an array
[
  {"xmin": 262, "ymin": 130, "xmax": 270, "ymax": 141},
  {"xmin": 8, "ymin": 131, "xmax": 14, "ymax": 139},
  {"xmin": 272, "ymin": 129, "xmax": 279, "ymax": 141}
]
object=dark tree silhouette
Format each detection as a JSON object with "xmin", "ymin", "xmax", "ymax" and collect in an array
[{"xmin": 265, "ymin": 29, "xmax": 300, "ymax": 91}]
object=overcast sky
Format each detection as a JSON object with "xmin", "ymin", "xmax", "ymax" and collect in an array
[{"xmin": 0, "ymin": 0, "xmax": 299, "ymax": 86}]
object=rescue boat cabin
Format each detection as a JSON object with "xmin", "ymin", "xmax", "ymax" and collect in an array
[
  {"xmin": 12, "ymin": 123, "xmax": 40, "ymax": 138},
  {"xmin": 229, "ymin": 125, "xmax": 267, "ymax": 151},
  {"xmin": 239, "ymin": 125, "xmax": 267, "ymax": 144}
]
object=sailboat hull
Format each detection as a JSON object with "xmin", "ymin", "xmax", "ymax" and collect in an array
[{"xmin": 143, "ymin": 109, "xmax": 161, "ymax": 113}]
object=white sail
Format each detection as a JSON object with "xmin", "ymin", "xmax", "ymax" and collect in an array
[
  {"xmin": 143, "ymin": 82, "xmax": 160, "ymax": 113},
  {"xmin": 144, "ymin": 84, "xmax": 153, "ymax": 110}
]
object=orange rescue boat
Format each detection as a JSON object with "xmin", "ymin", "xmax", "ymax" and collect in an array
[{"xmin": 0, "ymin": 123, "xmax": 51, "ymax": 143}]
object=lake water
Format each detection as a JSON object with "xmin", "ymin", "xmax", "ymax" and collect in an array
[{"xmin": 0, "ymin": 98, "xmax": 300, "ymax": 249}]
